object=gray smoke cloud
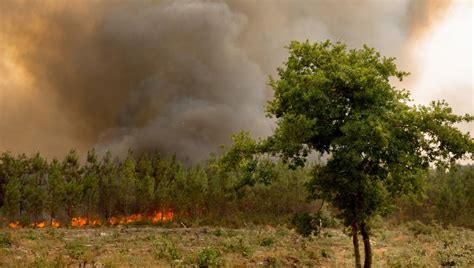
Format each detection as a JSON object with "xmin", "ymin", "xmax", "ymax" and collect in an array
[{"xmin": 0, "ymin": 0, "xmax": 469, "ymax": 162}]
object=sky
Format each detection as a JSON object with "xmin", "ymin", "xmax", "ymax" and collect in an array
[{"xmin": 0, "ymin": 0, "xmax": 472, "ymax": 162}]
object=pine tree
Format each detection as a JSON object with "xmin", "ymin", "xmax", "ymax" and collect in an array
[
  {"xmin": 98, "ymin": 151, "xmax": 117, "ymax": 222},
  {"xmin": 62, "ymin": 150, "xmax": 83, "ymax": 224},
  {"xmin": 46, "ymin": 159, "xmax": 64, "ymax": 225},
  {"xmin": 119, "ymin": 150, "xmax": 138, "ymax": 220},
  {"xmin": 136, "ymin": 154, "xmax": 155, "ymax": 217},
  {"xmin": 24, "ymin": 153, "xmax": 48, "ymax": 226},
  {"xmin": 2, "ymin": 175, "xmax": 21, "ymax": 223},
  {"xmin": 83, "ymin": 149, "xmax": 100, "ymax": 223}
]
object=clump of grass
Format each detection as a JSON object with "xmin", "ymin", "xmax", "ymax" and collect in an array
[
  {"xmin": 320, "ymin": 247, "xmax": 334, "ymax": 259},
  {"xmin": 437, "ymin": 236, "xmax": 472, "ymax": 266},
  {"xmin": 153, "ymin": 238, "xmax": 182, "ymax": 262},
  {"xmin": 112, "ymin": 230, "xmax": 120, "ymax": 239},
  {"xmin": 196, "ymin": 247, "xmax": 221, "ymax": 267},
  {"xmin": 226, "ymin": 236, "xmax": 254, "ymax": 257},
  {"xmin": 24, "ymin": 230, "xmax": 38, "ymax": 241},
  {"xmin": 65, "ymin": 241, "xmax": 91, "ymax": 260},
  {"xmin": 385, "ymin": 242, "xmax": 432, "ymax": 267},
  {"xmin": 212, "ymin": 228, "xmax": 223, "ymax": 237},
  {"xmin": 263, "ymin": 256, "xmax": 279, "ymax": 267},
  {"xmin": 46, "ymin": 228, "xmax": 64, "ymax": 241},
  {"xmin": 0, "ymin": 232, "xmax": 13, "ymax": 248},
  {"xmin": 260, "ymin": 236, "xmax": 275, "ymax": 247},
  {"xmin": 275, "ymin": 226, "xmax": 289, "ymax": 237}
]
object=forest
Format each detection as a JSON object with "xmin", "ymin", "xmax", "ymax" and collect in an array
[{"xmin": 1, "ymin": 149, "xmax": 472, "ymax": 229}]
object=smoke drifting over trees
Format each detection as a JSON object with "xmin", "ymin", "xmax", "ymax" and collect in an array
[{"xmin": 0, "ymin": 0, "xmax": 470, "ymax": 161}]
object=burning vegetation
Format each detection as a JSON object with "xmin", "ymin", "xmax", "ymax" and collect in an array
[{"xmin": 7, "ymin": 211, "xmax": 174, "ymax": 229}]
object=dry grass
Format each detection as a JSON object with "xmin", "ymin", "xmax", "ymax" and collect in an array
[{"xmin": 0, "ymin": 222, "xmax": 473, "ymax": 267}]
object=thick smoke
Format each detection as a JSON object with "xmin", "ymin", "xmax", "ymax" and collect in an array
[{"xmin": 0, "ymin": 0, "xmax": 469, "ymax": 162}]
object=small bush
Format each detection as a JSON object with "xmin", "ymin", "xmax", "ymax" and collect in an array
[
  {"xmin": 212, "ymin": 228, "xmax": 223, "ymax": 237},
  {"xmin": 407, "ymin": 221, "xmax": 436, "ymax": 236},
  {"xmin": 0, "ymin": 232, "xmax": 12, "ymax": 247},
  {"xmin": 66, "ymin": 242, "xmax": 90, "ymax": 260},
  {"xmin": 437, "ymin": 238, "xmax": 471, "ymax": 266},
  {"xmin": 291, "ymin": 213, "xmax": 319, "ymax": 236},
  {"xmin": 226, "ymin": 236, "xmax": 254, "ymax": 257},
  {"xmin": 197, "ymin": 247, "xmax": 221, "ymax": 267},
  {"xmin": 46, "ymin": 228, "xmax": 64, "ymax": 241},
  {"xmin": 153, "ymin": 238, "xmax": 182, "ymax": 262},
  {"xmin": 24, "ymin": 230, "xmax": 38, "ymax": 241},
  {"xmin": 260, "ymin": 236, "xmax": 275, "ymax": 247}
]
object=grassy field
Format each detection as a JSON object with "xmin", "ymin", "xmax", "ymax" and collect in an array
[{"xmin": 0, "ymin": 222, "xmax": 473, "ymax": 267}]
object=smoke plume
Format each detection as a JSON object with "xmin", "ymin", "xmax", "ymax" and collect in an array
[{"xmin": 0, "ymin": 0, "xmax": 469, "ymax": 162}]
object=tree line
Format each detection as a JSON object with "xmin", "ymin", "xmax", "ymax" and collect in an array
[{"xmin": 0, "ymin": 149, "xmax": 313, "ymax": 227}]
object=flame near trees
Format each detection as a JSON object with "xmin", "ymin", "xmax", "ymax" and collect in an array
[{"xmin": 6, "ymin": 210, "xmax": 174, "ymax": 229}]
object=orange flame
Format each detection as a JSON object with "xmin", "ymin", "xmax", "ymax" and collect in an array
[
  {"xmin": 71, "ymin": 217, "xmax": 87, "ymax": 227},
  {"xmin": 108, "ymin": 210, "xmax": 174, "ymax": 225},
  {"xmin": 51, "ymin": 219, "xmax": 60, "ymax": 228},
  {"xmin": 6, "ymin": 210, "xmax": 174, "ymax": 228},
  {"xmin": 8, "ymin": 221, "xmax": 20, "ymax": 228}
]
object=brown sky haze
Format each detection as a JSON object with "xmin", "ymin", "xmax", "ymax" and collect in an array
[{"xmin": 0, "ymin": 0, "xmax": 472, "ymax": 162}]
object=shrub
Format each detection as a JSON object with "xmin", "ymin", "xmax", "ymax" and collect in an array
[
  {"xmin": 196, "ymin": 247, "xmax": 221, "ymax": 267},
  {"xmin": 260, "ymin": 236, "xmax": 275, "ymax": 247},
  {"xmin": 0, "ymin": 232, "xmax": 12, "ymax": 247},
  {"xmin": 153, "ymin": 238, "xmax": 181, "ymax": 262}
]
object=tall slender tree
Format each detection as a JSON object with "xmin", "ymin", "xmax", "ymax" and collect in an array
[
  {"xmin": 62, "ymin": 150, "xmax": 83, "ymax": 224},
  {"xmin": 46, "ymin": 159, "xmax": 64, "ymax": 224}
]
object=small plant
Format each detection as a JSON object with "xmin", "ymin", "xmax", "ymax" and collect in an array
[
  {"xmin": 291, "ymin": 213, "xmax": 320, "ymax": 237},
  {"xmin": 66, "ymin": 241, "xmax": 89, "ymax": 260},
  {"xmin": 437, "ymin": 238, "xmax": 471, "ymax": 266},
  {"xmin": 24, "ymin": 230, "xmax": 38, "ymax": 240},
  {"xmin": 197, "ymin": 247, "xmax": 221, "ymax": 267},
  {"xmin": 275, "ymin": 226, "xmax": 289, "ymax": 237},
  {"xmin": 112, "ymin": 231, "xmax": 120, "ymax": 239},
  {"xmin": 260, "ymin": 236, "xmax": 275, "ymax": 247},
  {"xmin": 153, "ymin": 238, "xmax": 182, "ymax": 262},
  {"xmin": 46, "ymin": 228, "xmax": 64, "ymax": 241},
  {"xmin": 0, "ymin": 231, "xmax": 13, "ymax": 247},
  {"xmin": 227, "ymin": 236, "xmax": 254, "ymax": 257},
  {"xmin": 321, "ymin": 247, "xmax": 333, "ymax": 259},
  {"xmin": 33, "ymin": 256, "xmax": 51, "ymax": 267},
  {"xmin": 212, "ymin": 228, "xmax": 223, "ymax": 237},
  {"xmin": 263, "ymin": 256, "xmax": 279, "ymax": 267}
]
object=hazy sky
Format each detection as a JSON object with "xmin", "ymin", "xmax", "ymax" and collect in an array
[{"xmin": 0, "ymin": 0, "xmax": 472, "ymax": 161}]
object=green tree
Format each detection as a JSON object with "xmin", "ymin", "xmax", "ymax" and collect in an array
[
  {"xmin": 229, "ymin": 41, "xmax": 473, "ymax": 267},
  {"xmin": 119, "ymin": 150, "xmax": 138, "ymax": 220},
  {"xmin": 24, "ymin": 153, "xmax": 48, "ymax": 226},
  {"xmin": 2, "ymin": 175, "xmax": 22, "ymax": 223},
  {"xmin": 98, "ymin": 151, "xmax": 118, "ymax": 222},
  {"xmin": 62, "ymin": 150, "xmax": 83, "ymax": 224},
  {"xmin": 46, "ymin": 159, "xmax": 64, "ymax": 225},
  {"xmin": 82, "ymin": 149, "xmax": 100, "ymax": 223},
  {"xmin": 136, "ymin": 154, "xmax": 155, "ymax": 217}
]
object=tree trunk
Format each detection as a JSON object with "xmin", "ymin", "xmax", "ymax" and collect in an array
[
  {"xmin": 352, "ymin": 220, "xmax": 362, "ymax": 268},
  {"xmin": 360, "ymin": 221, "xmax": 372, "ymax": 268}
]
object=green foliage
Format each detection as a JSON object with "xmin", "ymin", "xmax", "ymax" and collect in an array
[
  {"xmin": 2, "ymin": 175, "xmax": 21, "ymax": 222},
  {"xmin": 263, "ymin": 40, "xmax": 473, "ymax": 227},
  {"xmin": 260, "ymin": 236, "xmax": 275, "ymax": 247},
  {"xmin": 292, "ymin": 212, "xmax": 322, "ymax": 237},
  {"xmin": 396, "ymin": 165, "xmax": 474, "ymax": 228},
  {"xmin": 153, "ymin": 238, "xmax": 182, "ymax": 262},
  {"xmin": 196, "ymin": 247, "xmax": 221, "ymax": 267},
  {"xmin": 65, "ymin": 241, "xmax": 90, "ymax": 260},
  {"xmin": 0, "ymin": 231, "xmax": 12, "ymax": 247},
  {"xmin": 226, "ymin": 236, "xmax": 254, "ymax": 257}
]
